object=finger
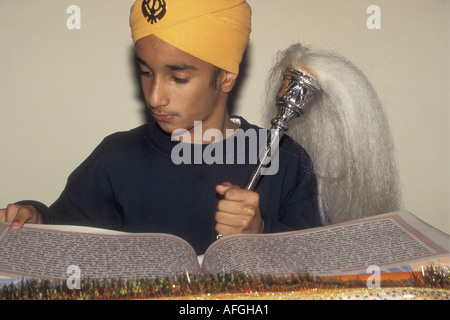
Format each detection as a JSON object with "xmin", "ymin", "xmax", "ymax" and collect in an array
[
  {"xmin": 5, "ymin": 204, "xmax": 20, "ymax": 223},
  {"xmin": 215, "ymin": 182, "xmax": 237, "ymax": 195},
  {"xmin": 218, "ymin": 182, "xmax": 234, "ymax": 189},
  {"xmin": 215, "ymin": 222, "xmax": 242, "ymax": 237},
  {"xmin": 10, "ymin": 206, "xmax": 37, "ymax": 230},
  {"xmin": 223, "ymin": 188, "xmax": 260, "ymax": 204},
  {"xmin": 0, "ymin": 209, "xmax": 6, "ymax": 222},
  {"xmin": 217, "ymin": 199, "xmax": 241, "ymax": 215},
  {"xmin": 217, "ymin": 199, "xmax": 256, "ymax": 216},
  {"xmin": 215, "ymin": 210, "xmax": 248, "ymax": 226}
]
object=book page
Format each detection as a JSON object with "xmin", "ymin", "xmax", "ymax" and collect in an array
[
  {"xmin": 202, "ymin": 211, "xmax": 449, "ymax": 276},
  {"xmin": 0, "ymin": 223, "xmax": 201, "ymax": 280}
]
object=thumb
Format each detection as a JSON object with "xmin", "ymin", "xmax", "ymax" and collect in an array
[
  {"xmin": 215, "ymin": 182, "xmax": 234, "ymax": 195},
  {"xmin": 10, "ymin": 206, "xmax": 40, "ymax": 230}
]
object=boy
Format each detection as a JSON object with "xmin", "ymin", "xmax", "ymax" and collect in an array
[{"xmin": 0, "ymin": 0, "xmax": 321, "ymax": 254}]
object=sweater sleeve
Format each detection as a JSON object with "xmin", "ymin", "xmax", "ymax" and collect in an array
[
  {"xmin": 260, "ymin": 136, "xmax": 326, "ymax": 233},
  {"xmin": 261, "ymin": 194, "xmax": 321, "ymax": 233},
  {"xmin": 44, "ymin": 137, "xmax": 124, "ymax": 230},
  {"xmin": 14, "ymin": 137, "xmax": 123, "ymax": 229},
  {"xmin": 14, "ymin": 200, "xmax": 50, "ymax": 223}
]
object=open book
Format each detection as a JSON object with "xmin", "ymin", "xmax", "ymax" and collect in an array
[{"xmin": 0, "ymin": 210, "xmax": 448, "ymax": 282}]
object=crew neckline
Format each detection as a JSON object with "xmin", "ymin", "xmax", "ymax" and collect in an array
[{"xmin": 143, "ymin": 115, "xmax": 259, "ymax": 160}]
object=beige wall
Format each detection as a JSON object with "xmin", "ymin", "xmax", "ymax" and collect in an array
[{"xmin": 0, "ymin": 0, "xmax": 448, "ymax": 233}]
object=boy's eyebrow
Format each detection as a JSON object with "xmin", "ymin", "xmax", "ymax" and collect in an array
[
  {"xmin": 135, "ymin": 55, "xmax": 149, "ymax": 68},
  {"xmin": 165, "ymin": 63, "xmax": 198, "ymax": 71},
  {"xmin": 134, "ymin": 55, "xmax": 197, "ymax": 71}
]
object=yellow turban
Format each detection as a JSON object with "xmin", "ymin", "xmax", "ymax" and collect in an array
[{"xmin": 130, "ymin": 0, "xmax": 251, "ymax": 74}]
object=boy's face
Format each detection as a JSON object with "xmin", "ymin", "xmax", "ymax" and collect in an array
[{"xmin": 135, "ymin": 35, "xmax": 234, "ymax": 137}]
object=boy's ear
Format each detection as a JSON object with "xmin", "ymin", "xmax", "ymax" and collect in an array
[{"xmin": 218, "ymin": 71, "xmax": 238, "ymax": 94}]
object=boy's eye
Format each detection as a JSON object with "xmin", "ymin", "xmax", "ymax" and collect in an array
[
  {"xmin": 173, "ymin": 77, "xmax": 189, "ymax": 84},
  {"xmin": 140, "ymin": 70, "xmax": 152, "ymax": 77}
]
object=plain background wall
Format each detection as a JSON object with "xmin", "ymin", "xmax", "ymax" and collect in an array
[{"xmin": 0, "ymin": 0, "xmax": 448, "ymax": 233}]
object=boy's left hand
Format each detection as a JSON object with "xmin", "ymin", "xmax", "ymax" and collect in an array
[{"xmin": 215, "ymin": 182, "xmax": 264, "ymax": 236}]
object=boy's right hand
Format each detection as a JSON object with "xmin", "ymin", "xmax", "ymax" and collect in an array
[{"xmin": 0, "ymin": 204, "xmax": 42, "ymax": 230}]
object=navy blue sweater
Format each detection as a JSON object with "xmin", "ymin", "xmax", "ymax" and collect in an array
[{"xmin": 22, "ymin": 117, "xmax": 322, "ymax": 254}]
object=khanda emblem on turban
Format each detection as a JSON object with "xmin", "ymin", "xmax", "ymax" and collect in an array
[{"xmin": 142, "ymin": 0, "xmax": 167, "ymax": 24}]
